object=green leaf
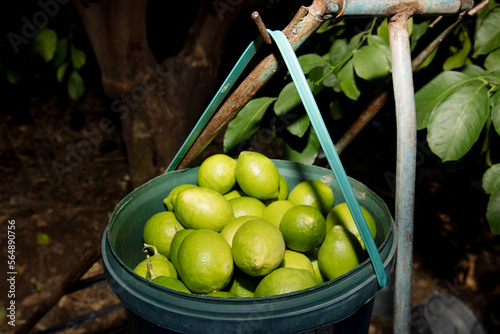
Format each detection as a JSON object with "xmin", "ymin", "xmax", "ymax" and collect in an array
[
  {"xmin": 223, "ymin": 97, "xmax": 276, "ymax": 153},
  {"xmin": 274, "ymin": 82, "xmax": 311, "ymax": 137},
  {"xmin": 410, "ymin": 20, "xmax": 430, "ymax": 52},
  {"xmin": 482, "ymin": 164, "xmax": 500, "ymax": 194},
  {"xmin": 474, "ymin": 7, "xmax": 500, "ymax": 56},
  {"xmin": 329, "ymin": 38, "xmax": 348, "ymax": 69},
  {"xmin": 443, "ymin": 28, "xmax": 471, "ymax": 71},
  {"xmin": 415, "ymin": 71, "xmax": 472, "ymax": 129},
  {"xmin": 486, "ymin": 190, "xmax": 500, "ymax": 235},
  {"xmin": 491, "ymin": 90, "xmax": 500, "ymax": 136},
  {"xmin": 485, "ymin": 49, "xmax": 500, "ymax": 72},
  {"xmin": 298, "ymin": 54, "xmax": 330, "ymax": 74},
  {"xmin": 53, "ymin": 37, "xmax": 68, "ymax": 68},
  {"xmin": 353, "ymin": 45, "xmax": 391, "ymax": 81},
  {"xmin": 71, "ymin": 45, "xmax": 86, "ymax": 70},
  {"xmin": 377, "ymin": 19, "xmax": 389, "ymax": 45},
  {"xmin": 329, "ymin": 99, "xmax": 343, "ymax": 120},
  {"xmin": 34, "ymin": 28, "xmax": 58, "ymax": 62},
  {"xmin": 57, "ymin": 63, "xmax": 68, "ymax": 83},
  {"xmin": 338, "ymin": 60, "xmax": 360, "ymax": 101},
  {"xmin": 366, "ymin": 35, "xmax": 391, "ymax": 64},
  {"xmin": 68, "ymin": 71, "xmax": 85, "ymax": 100},
  {"xmin": 427, "ymin": 81, "xmax": 489, "ymax": 161},
  {"xmin": 283, "ymin": 127, "xmax": 319, "ymax": 165},
  {"xmin": 36, "ymin": 233, "xmax": 50, "ymax": 246}
]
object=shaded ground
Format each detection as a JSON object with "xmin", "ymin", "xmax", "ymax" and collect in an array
[{"xmin": 0, "ymin": 89, "xmax": 499, "ymax": 334}]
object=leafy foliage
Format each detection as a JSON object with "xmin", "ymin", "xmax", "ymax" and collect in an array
[{"xmin": 224, "ymin": 3, "xmax": 500, "ymax": 234}]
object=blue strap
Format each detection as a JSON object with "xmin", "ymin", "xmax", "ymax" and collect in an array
[
  {"xmin": 166, "ymin": 38, "xmax": 264, "ymax": 173},
  {"xmin": 267, "ymin": 29, "xmax": 387, "ymax": 288}
]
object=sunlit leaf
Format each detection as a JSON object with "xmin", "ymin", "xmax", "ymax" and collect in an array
[
  {"xmin": 283, "ymin": 127, "xmax": 319, "ymax": 165},
  {"xmin": 34, "ymin": 28, "xmax": 58, "ymax": 62},
  {"xmin": 485, "ymin": 49, "xmax": 500, "ymax": 73},
  {"xmin": 337, "ymin": 60, "xmax": 360, "ymax": 101},
  {"xmin": 427, "ymin": 81, "xmax": 489, "ymax": 161},
  {"xmin": 415, "ymin": 71, "xmax": 471, "ymax": 129},
  {"xmin": 223, "ymin": 97, "xmax": 276, "ymax": 153},
  {"xmin": 353, "ymin": 45, "xmax": 391, "ymax": 81},
  {"xmin": 298, "ymin": 54, "xmax": 330, "ymax": 74},
  {"xmin": 482, "ymin": 164, "xmax": 500, "ymax": 195},
  {"xmin": 377, "ymin": 19, "xmax": 389, "ymax": 45},
  {"xmin": 474, "ymin": 7, "xmax": 500, "ymax": 55}
]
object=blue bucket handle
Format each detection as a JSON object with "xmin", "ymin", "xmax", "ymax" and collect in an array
[{"xmin": 166, "ymin": 31, "xmax": 387, "ymax": 288}]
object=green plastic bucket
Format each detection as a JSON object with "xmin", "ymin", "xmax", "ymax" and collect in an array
[{"xmin": 102, "ymin": 160, "xmax": 396, "ymax": 334}]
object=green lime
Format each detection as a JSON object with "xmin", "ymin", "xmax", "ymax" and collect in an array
[
  {"xmin": 325, "ymin": 202, "xmax": 377, "ymax": 250},
  {"xmin": 163, "ymin": 184, "xmax": 197, "ymax": 211},
  {"xmin": 133, "ymin": 245, "xmax": 178, "ymax": 280},
  {"xmin": 279, "ymin": 205, "xmax": 326, "ymax": 253},
  {"xmin": 223, "ymin": 189, "xmax": 246, "ymax": 200},
  {"xmin": 174, "ymin": 186, "xmax": 234, "ymax": 231},
  {"xmin": 219, "ymin": 215, "xmax": 259, "ymax": 247},
  {"xmin": 205, "ymin": 291, "xmax": 239, "ymax": 298},
  {"xmin": 169, "ymin": 229, "xmax": 195, "ymax": 270},
  {"xmin": 288, "ymin": 180, "xmax": 334, "ymax": 215},
  {"xmin": 278, "ymin": 250, "xmax": 316, "ymax": 279},
  {"xmin": 232, "ymin": 219, "xmax": 286, "ymax": 277},
  {"xmin": 176, "ymin": 229, "xmax": 234, "ymax": 294},
  {"xmin": 142, "ymin": 211, "xmax": 185, "ymax": 258},
  {"xmin": 277, "ymin": 175, "xmax": 289, "ymax": 200},
  {"xmin": 235, "ymin": 151, "xmax": 280, "ymax": 200},
  {"xmin": 229, "ymin": 196, "xmax": 266, "ymax": 218},
  {"xmin": 227, "ymin": 269, "xmax": 260, "ymax": 297},
  {"xmin": 317, "ymin": 225, "xmax": 364, "ymax": 280},
  {"xmin": 254, "ymin": 267, "xmax": 317, "ymax": 297},
  {"xmin": 261, "ymin": 200, "xmax": 295, "ymax": 228},
  {"xmin": 151, "ymin": 276, "xmax": 192, "ymax": 294},
  {"xmin": 197, "ymin": 154, "xmax": 237, "ymax": 194}
]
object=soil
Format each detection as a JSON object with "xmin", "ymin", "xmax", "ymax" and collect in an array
[{"xmin": 0, "ymin": 88, "xmax": 499, "ymax": 334}]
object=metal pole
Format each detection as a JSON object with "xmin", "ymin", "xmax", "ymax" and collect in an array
[{"xmin": 388, "ymin": 11, "xmax": 417, "ymax": 334}]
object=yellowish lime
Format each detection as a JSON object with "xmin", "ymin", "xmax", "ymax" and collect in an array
[
  {"xmin": 277, "ymin": 175, "xmax": 289, "ymax": 200},
  {"xmin": 235, "ymin": 151, "xmax": 280, "ymax": 200},
  {"xmin": 151, "ymin": 276, "xmax": 192, "ymax": 294},
  {"xmin": 309, "ymin": 257, "xmax": 326, "ymax": 285},
  {"xmin": 254, "ymin": 267, "xmax": 317, "ymax": 297},
  {"xmin": 227, "ymin": 270, "xmax": 260, "ymax": 297},
  {"xmin": 133, "ymin": 245, "xmax": 178, "ymax": 280},
  {"xmin": 223, "ymin": 189, "xmax": 246, "ymax": 200},
  {"xmin": 261, "ymin": 200, "xmax": 295, "ymax": 228},
  {"xmin": 169, "ymin": 229, "xmax": 195, "ymax": 270},
  {"xmin": 142, "ymin": 211, "xmax": 185, "ymax": 258},
  {"xmin": 174, "ymin": 186, "xmax": 234, "ymax": 231},
  {"xmin": 219, "ymin": 215, "xmax": 259, "ymax": 247},
  {"xmin": 325, "ymin": 202, "xmax": 377, "ymax": 250},
  {"xmin": 197, "ymin": 154, "xmax": 237, "ymax": 194},
  {"xmin": 229, "ymin": 196, "xmax": 266, "ymax": 218},
  {"xmin": 278, "ymin": 250, "xmax": 316, "ymax": 279},
  {"xmin": 288, "ymin": 180, "xmax": 334, "ymax": 215},
  {"xmin": 232, "ymin": 219, "xmax": 286, "ymax": 277},
  {"xmin": 163, "ymin": 184, "xmax": 197, "ymax": 211},
  {"xmin": 279, "ymin": 205, "xmax": 326, "ymax": 253},
  {"xmin": 176, "ymin": 229, "xmax": 234, "ymax": 294},
  {"xmin": 205, "ymin": 291, "xmax": 239, "ymax": 298},
  {"xmin": 317, "ymin": 225, "xmax": 364, "ymax": 280}
]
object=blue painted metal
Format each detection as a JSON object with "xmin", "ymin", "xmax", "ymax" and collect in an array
[
  {"xmin": 331, "ymin": 0, "xmax": 473, "ymax": 16},
  {"xmin": 387, "ymin": 12, "xmax": 417, "ymax": 334}
]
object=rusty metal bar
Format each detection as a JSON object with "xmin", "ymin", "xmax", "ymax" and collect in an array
[
  {"xmin": 176, "ymin": 1, "xmax": 333, "ymax": 169},
  {"xmin": 388, "ymin": 10, "xmax": 417, "ymax": 334}
]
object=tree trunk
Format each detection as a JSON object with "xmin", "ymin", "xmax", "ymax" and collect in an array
[{"xmin": 73, "ymin": 0, "xmax": 246, "ymax": 187}]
